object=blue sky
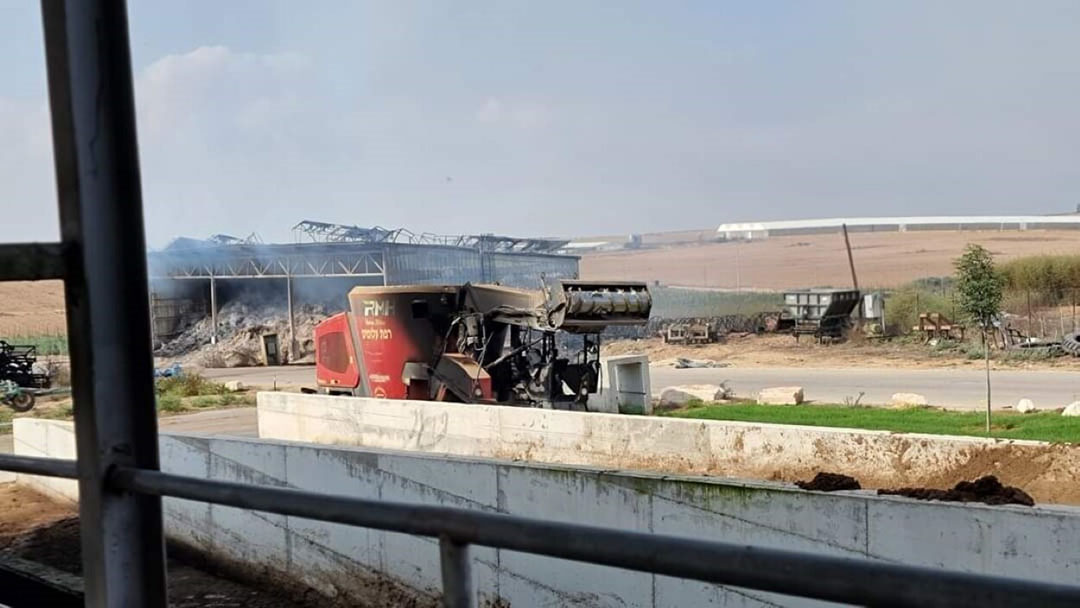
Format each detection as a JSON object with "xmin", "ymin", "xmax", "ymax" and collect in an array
[{"xmin": 2, "ymin": 1, "xmax": 1079, "ymax": 246}]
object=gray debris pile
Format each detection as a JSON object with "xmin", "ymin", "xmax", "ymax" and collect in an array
[{"xmin": 156, "ymin": 298, "xmax": 331, "ymax": 368}]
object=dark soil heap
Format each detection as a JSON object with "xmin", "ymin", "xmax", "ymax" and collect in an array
[
  {"xmin": 879, "ymin": 475, "xmax": 1035, "ymax": 507},
  {"xmin": 795, "ymin": 472, "xmax": 862, "ymax": 492}
]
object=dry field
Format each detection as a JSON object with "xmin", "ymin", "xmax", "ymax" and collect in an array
[
  {"xmin": 582, "ymin": 229, "xmax": 1080, "ymax": 289},
  {"xmin": 0, "ymin": 281, "xmax": 66, "ymax": 335}
]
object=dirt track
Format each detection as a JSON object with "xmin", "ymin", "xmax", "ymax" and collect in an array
[{"xmin": 582, "ymin": 229, "xmax": 1080, "ymax": 289}]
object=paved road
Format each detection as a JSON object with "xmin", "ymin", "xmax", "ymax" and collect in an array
[
  {"xmin": 652, "ymin": 366, "xmax": 1080, "ymax": 410},
  {"xmin": 203, "ymin": 364, "xmax": 1080, "ymax": 411}
]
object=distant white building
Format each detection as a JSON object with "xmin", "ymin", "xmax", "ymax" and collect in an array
[
  {"xmin": 560, "ymin": 241, "xmax": 613, "ymax": 253},
  {"xmin": 716, "ymin": 222, "xmax": 768, "ymax": 240},
  {"xmin": 717, "ymin": 215, "xmax": 1080, "ymax": 239}
]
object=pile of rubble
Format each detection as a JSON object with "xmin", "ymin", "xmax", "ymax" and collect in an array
[{"xmin": 156, "ymin": 298, "xmax": 331, "ymax": 368}]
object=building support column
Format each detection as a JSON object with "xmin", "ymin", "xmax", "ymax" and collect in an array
[
  {"xmin": 287, "ymin": 274, "xmax": 297, "ymax": 359},
  {"xmin": 210, "ymin": 276, "xmax": 218, "ymax": 345}
]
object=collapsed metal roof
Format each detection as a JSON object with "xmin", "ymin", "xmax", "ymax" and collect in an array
[{"xmin": 291, "ymin": 220, "xmax": 569, "ymax": 253}]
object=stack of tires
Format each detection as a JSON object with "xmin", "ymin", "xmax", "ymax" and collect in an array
[{"xmin": 1062, "ymin": 332, "xmax": 1080, "ymax": 356}]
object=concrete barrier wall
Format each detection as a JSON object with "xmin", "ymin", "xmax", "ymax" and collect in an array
[
  {"xmin": 257, "ymin": 393, "xmax": 1080, "ymax": 504},
  {"xmin": 13, "ymin": 418, "xmax": 78, "ymax": 500},
  {"xmin": 16, "ymin": 418, "xmax": 1080, "ymax": 607}
]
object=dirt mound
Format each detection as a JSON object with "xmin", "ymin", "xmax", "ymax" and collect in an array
[
  {"xmin": 795, "ymin": 472, "xmax": 861, "ymax": 492},
  {"xmin": 879, "ymin": 475, "xmax": 1035, "ymax": 506},
  {"xmin": 3, "ymin": 516, "xmax": 82, "ymax": 574},
  {"xmin": 0, "ymin": 485, "xmax": 329, "ymax": 607}
]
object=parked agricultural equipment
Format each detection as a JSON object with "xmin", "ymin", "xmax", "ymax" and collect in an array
[
  {"xmin": 776, "ymin": 289, "xmax": 861, "ymax": 342},
  {"xmin": 663, "ymin": 322, "xmax": 714, "ymax": 345},
  {"xmin": 314, "ymin": 280, "xmax": 652, "ymax": 409},
  {"xmin": 0, "ymin": 341, "xmax": 50, "ymax": 389},
  {"xmin": 0, "ymin": 380, "xmax": 35, "ymax": 412}
]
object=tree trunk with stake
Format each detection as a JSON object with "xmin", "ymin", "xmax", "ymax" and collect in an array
[{"xmin": 984, "ymin": 326, "xmax": 991, "ymax": 434}]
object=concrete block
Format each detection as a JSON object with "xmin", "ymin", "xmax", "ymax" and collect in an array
[
  {"xmin": 606, "ymin": 354, "xmax": 651, "ymax": 415},
  {"xmin": 891, "ymin": 392, "xmax": 929, "ymax": 407},
  {"xmin": 224, "ymin": 380, "xmax": 244, "ymax": 392},
  {"xmin": 1063, "ymin": 401, "xmax": 1080, "ymax": 417},
  {"xmin": 379, "ymin": 452, "xmax": 500, "ymax": 595},
  {"xmin": 495, "ymin": 464, "xmax": 652, "ymax": 607},
  {"xmin": 659, "ymin": 384, "xmax": 729, "ymax": 407},
  {"xmin": 12, "ymin": 418, "xmax": 48, "ymax": 457},
  {"xmin": 13, "ymin": 419, "xmax": 77, "ymax": 502},
  {"xmin": 865, "ymin": 496, "xmax": 1080, "ymax": 584},
  {"xmin": 758, "ymin": 386, "xmax": 804, "ymax": 405},
  {"xmin": 160, "ymin": 435, "xmax": 213, "ymax": 552},
  {"xmin": 259, "ymin": 393, "xmax": 1080, "ymax": 506},
  {"xmin": 1016, "ymin": 398, "xmax": 1037, "ymax": 414},
  {"xmin": 283, "ymin": 444, "xmax": 386, "ymax": 599},
  {"xmin": 206, "ymin": 439, "xmax": 289, "ymax": 569}
]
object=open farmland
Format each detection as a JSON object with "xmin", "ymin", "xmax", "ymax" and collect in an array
[
  {"xmin": 0, "ymin": 281, "xmax": 66, "ymax": 336},
  {"xmin": 581, "ymin": 229, "xmax": 1080, "ymax": 289}
]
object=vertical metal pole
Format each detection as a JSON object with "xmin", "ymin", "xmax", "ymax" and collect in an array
[
  {"xmin": 148, "ymin": 285, "xmax": 157, "ymax": 350},
  {"xmin": 985, "ymin": 328, "xmax": 992, "ymax": 434},
  {"xmin": 439, "ymin": 536, "xmax": 474, "ymax": 608},
  {"xmin": 1027, "ymin": 290, "xmax": 1032, "ymax": 337},
  {"xmin": 40, "ymin": 1, "xmax": 168, "ymax": 606},
  {"xmin": 210, "ymin": 275, "xmax": 218, "ymax": 345},
  {"xmin": 734, "ymin": 239, "xmax": 741, "ymax": 292},
  {"xmin": 286, "ymin": 274, "xmax": 297, "ymax": 358}
]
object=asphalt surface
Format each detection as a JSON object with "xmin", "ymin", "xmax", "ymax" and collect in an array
[
  {"xmin": 655, "ymin": 366, "xmax": 1080, "ymax": 410},
  {"xmin": 203, "ymin": 364, "xmax": 1080, "ymax": 411}
]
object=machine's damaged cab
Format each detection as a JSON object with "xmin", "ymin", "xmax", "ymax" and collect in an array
[{"xmin": 315, "ymin": 280, "xmax": 651, "ymax": 409}]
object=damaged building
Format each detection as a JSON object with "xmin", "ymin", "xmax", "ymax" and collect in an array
[{"xmin": 148, "ymin": 220, "xmax": 579, "ymax": 365}]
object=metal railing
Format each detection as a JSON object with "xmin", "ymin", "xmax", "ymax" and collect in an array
[{"xmin": 1, "ymin": 2, "xmax": 1078, "ymax": 607}]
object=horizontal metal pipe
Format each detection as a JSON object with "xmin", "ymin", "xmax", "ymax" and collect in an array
[
  {"xmin": 0, "ymin": 454, "xmax": 77, "ymax": 478},
  {"xmin": 111, "ymin": 467, "xmax": 1080, "ymax": 608},
  {"xmin": 0, "ymin": 242, "xmax": 66, "ymax": 281},
  {"xmin": 147, "ymin": 273, "xmax": 385, "ymax": 280}
]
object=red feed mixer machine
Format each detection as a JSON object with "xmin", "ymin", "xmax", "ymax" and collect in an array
[{"xmin": 313, "ymin": 280, "xmax": 652, "ymax": 409}]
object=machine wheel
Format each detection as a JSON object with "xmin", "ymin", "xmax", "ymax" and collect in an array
[
  {"xmin": 8, "ymin": 392, "xmax": 35, "ymax": 412},
  {"xmin": 1063, "ymin": 332, "xmax": 1080, "ymax": 357}
]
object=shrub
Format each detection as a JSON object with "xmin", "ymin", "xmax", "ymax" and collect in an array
[
  {"xmin": 883, "ymin": 287, "xmax": 956, "ymax": 335},
  {"xmin": 155, "ymin": 373, "xmax": 227, "ymax": 398},
  {"xmin": 999, "ymin": 255, "xmax": 1080, "ymax": 296},
  {"xmin": 156, "ymin": 394, "xmax": 184, "ymax": 412},
  {"xmin": 191, "ymin": 395, "xmax": 219, "ymax": 408}
]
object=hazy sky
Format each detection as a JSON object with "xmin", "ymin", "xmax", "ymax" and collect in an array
[{"xmin": 2, "ymin": 1, "xmax": 1079, "ymax": 246}]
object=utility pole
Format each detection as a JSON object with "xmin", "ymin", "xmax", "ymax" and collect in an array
[
  {"xmin": 842, "ymin": 224, "xmax": 859, "ymax": 291},
  {"xmin": 735, "ymin": 240, "xmax": 741, "ymax": 292},
  {"xmin": 842, "ymin": 224, "xmax": 863, "ymax": 324}
]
